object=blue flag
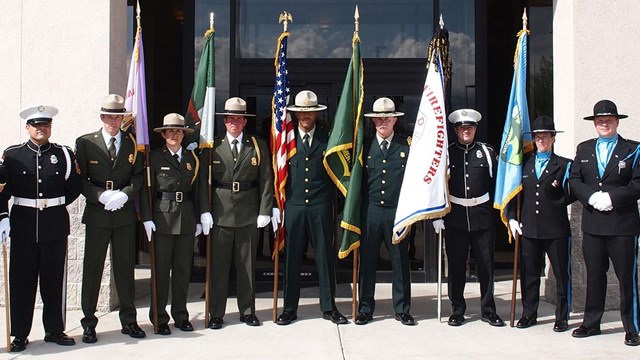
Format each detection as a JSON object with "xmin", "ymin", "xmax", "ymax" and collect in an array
[{"xmin": 493, "ymin": 29, "xmax": 534, "ymax": 241}]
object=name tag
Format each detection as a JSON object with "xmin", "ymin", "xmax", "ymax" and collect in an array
[
  {"xmin": 160, "ymin": 167, "xmax": 171, "ymax": 170},
  {"xmin": 90, "ymin": 160, "xmax": 99, "ymax": 164},
  {"xmin": 581, "ymin": 160, "xmax": 589, "ymax": 163},
  {"xmin": 213, "ymin": 160, "xmax": 221, "ymax": 164}
]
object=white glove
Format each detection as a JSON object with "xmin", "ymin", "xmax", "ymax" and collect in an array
[
  {"xmin": 143, "ymin": 220, "xmax": 156, "ymax": 242},
  {"xmin": 257, "ymin": 215, "xmax": 270, "ymax": 228},
  {"xmin": 0, "ymin": 218, "xmax": 10, "ymax": 246},
  {"xmin": 596, "ymin": 192, "xmax": 613, "ymax": 211},
  {"xmin": 509, "ymin": 219, "xmax": 523, "ymax": 236},
  {"xmin": 200, "ymin": 212, "xmax": 213, "ymax": 235},
  {"xmin": 588, "ymin": 191, "xmax": 602, "ymax": 207},
  {"xmin": 185, "ymin": 142, "xmax": 198, "ymax": 151},
  {"xmin": 271, "ymin": 208, "xmax": 281, "ymax": 231},
  {"xmin": 196, "ymin": 224, "xmax": 202, "ymax": 237},
  {"xmin": 104, "ymin": 191, "xmax": 128, "ymax": 211},
  {"xmin": 432, "ymin": 219, "xmax": 445, "ymax": 234},
  {"xmin": 98, "ymin": 190, "xmax": 117, "ymax": 205}
]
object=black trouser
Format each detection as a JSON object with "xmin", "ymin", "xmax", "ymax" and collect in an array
[
  {"xmin": 582, "ymin": 233, "xmax": 640, "ymax": 333},
  {"xmin": 358, "ymin": 205, "xmax": 411, "ymax": 315},
  {"xmin": 150, "ymin": 233, "xmax": 194, "ymax": 325},
  {"xmin": 520, "ymin": 236, "xmax": 570, "ymax": 321},
  {"xmin": 445, "ymin": 227, "xmax": 497, "ymax": 316},
  {"xmin": 283, "ymin": 202, "xmax": 337, "ymax": 313},
  {"xmin": 10, "ymin": 239, "xmax": 67, "ymax": 338},
  {"xmin": 81, "ymin": 224, "xmax": 137, "ymax": 328}
]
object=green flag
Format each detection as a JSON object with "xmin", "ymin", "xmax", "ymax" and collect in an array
[
  {"xmin": 185, "ymin": 28, "xmax": 215, "ymax": 148},
  {"xmin": 323, "ymin": 34, "xmax": 364, "ymax": 259}
]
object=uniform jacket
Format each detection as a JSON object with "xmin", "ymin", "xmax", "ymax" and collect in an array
[
  {"xmin": 507, "ymin": 152, "xmax": 574, "ymax": 239},
  {"xmin": 0, "ymin": 141, "xmax": 82, "ymax": 243},
  {"xmin": 75, "ymin": 129, "xmax": 144, "ymax": 228},
  {"xmin": 206, "ymin": 134, "xmax": 273, "ymax": 228},
  {"xmin": 140, "ymin": 146, "xmax": 208, "ymax": 235},
  {"xmin": 445, "ymin": 141, "xmax": 498, "ymax": 232},
  {"xmin": 363, "ymin": 134, "xmax": 409, "ymax": 209},
  {"xmin": 568, "ymin": 136, "xmax": 640, "ymax": 236},
  {"xmin": 285, "ymin": 129, "xmax": 334, "ymax": 206}
]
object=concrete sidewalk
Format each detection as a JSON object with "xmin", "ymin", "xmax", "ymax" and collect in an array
[{"xmin": 0, "ymin": 271, "xmax": 636, "ymax": 359}]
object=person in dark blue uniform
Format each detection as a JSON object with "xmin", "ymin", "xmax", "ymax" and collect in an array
[
  {"xmin": 355, "ymin": 97, "xmax": 413, "ymax": 326},
  {"xmin": 433, "ymin": 109, "xmax": 504, "ymax": 327},
  {"xmin": 569, "ymin": 100, "xmax": 640, "ymax": 346},
  {"xmin": 0, "ymin": 105, "xmax": 81, "ymax": 352},
  {"xmin": 276, "ymin": 90, "xmax": 347, "ymax": 326},
  {"xmin": 507, "ymin": 115, "xmax": 574, "ymax": 332}
]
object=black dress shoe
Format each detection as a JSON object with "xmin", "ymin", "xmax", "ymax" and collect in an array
[
  {"xmin": 276, "ymin": 311, "xmax": 298, "ymax": 326},
  {"xmin": 10, "ymin": 337, "xmax": 28, "ymax": 352},
  {"xmin": 625, "ymin": 332, "xmax": 640, "ymax": 346},
  {"xmin": 395, "ymin": 312, "xmax": 416, "ymax": 326},
  {"xmin": 175, "ymin": 319, "xmax": 194, "ymax": 332},
  {"xmin": 553, "ymin": 320, "xmax": 569, "ymax": 332},
  {"xmin": 354, "ymin": 312, "xmax": 373, "ymax": 325},
  {"xmin": 516, "ymin": 316, "xmax": 537, "ymax": 329},
  {"xmin": 156, "ymin": 323, "xmax": 171, "ymax": 335},
  {"xmin": 448, "ymin": 314, "xmax": 465, "ymax": 326},
  {"xmin": 121, "ymin": 322, "xmax": 146, "ymax": 338},
  {"xmin": 82, "ymin": 327, "xmax": 97, "ymax": 344},
  {"xmin": 323, "ymin": 310, "xmax": 348, "ymax": 325},
  {"xmin": 44, "ymin": 332, "xmax": 75, "ymax": 346},
  {"xmin": 208, "ymin": 317, "xmax": 223, "ymax": 330},
  {"xmin": 481, "ymin": 313, "xmax": 505, "ymax": 327},
  {"xmin": 572, "ymin": 325, "xmax": 601, "ymax": 338},
  {"xmin": 239, "ymin": 314, "xmax": 260, "ymax": 326}
]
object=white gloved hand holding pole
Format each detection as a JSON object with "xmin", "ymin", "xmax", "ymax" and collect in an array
[
  {"xmin": 143, "ymin": 221, "xmax": 156, "ymax": 242},
  {"xmin": 432, "ymin": 219, "xmax": 445, "ymax": 234},
  {"xmin": 0, "ymin": 218, "xmax": 10, "ymax": 247},
  {"xmin": 508, "ymin": 219, "xmax": 523, "ymax": 236},
  {"xmin": 271, "ymin": 208, "xmax": 281, "ymax": 231},
  {"xmin": 200, "ymin": 212, "xmax": 213, "ymax": 235}
]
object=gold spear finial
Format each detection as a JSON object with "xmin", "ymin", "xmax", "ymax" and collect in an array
[
  {"xmin": 136, "ymin": 0, "xmax": 141, "ymax": 28},
  {"xmin": 522, "ymin": 8, "xmax": 528, "ymax": 31},
  {"xmin": 279, "ymin": 11, "xmax": 293, "ymax": 32},
  {"xmin": 439, "ymin": 14, "xmax": 444, "ymax": 29},
  {"xmin": 354, "ymin": 5, "xmax": 360, "ymax": 35}
]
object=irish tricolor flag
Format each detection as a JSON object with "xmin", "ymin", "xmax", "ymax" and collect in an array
[{"xmin": 186, "ymin": 28, "xmax": 215, "ymax": 148}]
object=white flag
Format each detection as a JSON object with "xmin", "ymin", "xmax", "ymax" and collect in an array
[{"xmin": 392, "ymin": 51, "xmax": 450, "ymax": 243}]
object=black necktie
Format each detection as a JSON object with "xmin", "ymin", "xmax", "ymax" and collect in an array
[
  {"xmin": 231, "ymin": 139, "xmax": 239, "ymax": 162},
  {"xmin": 108, "ymin": 137, "xmax": 116, "ymax": 161},
  {"xmin": 303, "ymin": 133, "xmax": 310, "ymax": 152},
  {"xmin": 173, "ymin": 153, "xmax": 180, "ymax": 164},
  {"xmin": 381, "ymin": 139, "xmax": 388, "ymax": 156}
]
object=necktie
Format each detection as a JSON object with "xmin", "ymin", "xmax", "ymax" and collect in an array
[
  {"xmin": 535, "ymin": 151, "xmax": 551, "ymax": 179},
  {"xmin": 596, "ymin": 136, "xmax": 617, "ymax": 177},
  {"xmin": 108, "ymin": 137, "xmax": 116, "ymax": 161},
  {"xmin": 173, "ymin": 153, "xmax": 180, "ymax": 164},
  {"xmin": 381, "ymin": 139, "xmax": 389, "ymax": 156},
  {"xmin": 303, "ymin": 133, "xmax": 310, "ymax": 152},
  {"xmin": 231, "ymin": 139, "xmax": 239, "ymax": 162}
]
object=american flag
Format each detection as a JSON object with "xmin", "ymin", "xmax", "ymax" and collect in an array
[{"xmin": 271, "ymin": 31, "xmax": 296, "ymax": 255}]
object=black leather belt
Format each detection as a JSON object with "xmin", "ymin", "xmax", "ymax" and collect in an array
[
  {"xmin": 214, "ymin": 181, "xmax": 257, "ymax": 192},
  {"xmin": 93, "ymin": 180, "xmax": 120, "ymax": 190},
  {"xmin": 156, "ymin": 191, "xmax": 193, "ymax": 202}
]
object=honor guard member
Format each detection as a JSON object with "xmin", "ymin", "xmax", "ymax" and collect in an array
[
  {"xmin": 433, "ymin": 109, "xmax": 505, "ymax": 327},
  {"xmin": 141, "ymin": 113, "xmax": 213, "ymax": 335},
  {"xmin": 205, "ymin": 97, "xmax": 274, "ymax": 329},
  {"xmin": 355, "ymin": 98, "xmax": 413, "ymax": 326},
  {"xmin": 276, "ymin": 90, "xmax": 347, "ymax": 326},
  {"xmin": 75, "ymin": 94, "xmax": 145, "ymax": 343},
  {"xmin": 0, "ymin": 105, "xmax": 81, "ymax": 352},
  {"xmin": 507, "ymin": 116, "xmax": 574, "ymax": 332},
  {"xmin": 569, "ymin": 100, "xmax": 640, "ymax": 346}
]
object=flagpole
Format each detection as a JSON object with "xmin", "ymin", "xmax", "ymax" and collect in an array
[
  {"xmin": 349, "ymin": 5, "xmax": 360, "ymax": 321},
  {"xmin": 204, "ymin": 11, "xmax": 215, "ymax": 328},
  {"xmin": 3, "ymin": 243, "xmax": 10, "ymax": 352}
]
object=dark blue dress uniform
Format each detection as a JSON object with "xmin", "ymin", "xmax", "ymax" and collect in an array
[
  {"xmin": 508, "ymin": 152, "xmax": 574, "ymax": 325},
  {"xmin": 282, "ymin": 128, "xmax": 338, "ymax": 314},
  {"xmin": 444, "ymin": 140, "xmax": 499, "ymax": 318},
  {"xmin": 359, "ymin": 135, "xmax": 411, "ymax": 316},
  {"xmin": 569, "ymin": 135, "xmax": 640, "ymax": 335},
  {"xmin": 0, "ymin": 140, "xmax": 81, "ymax": 340}
]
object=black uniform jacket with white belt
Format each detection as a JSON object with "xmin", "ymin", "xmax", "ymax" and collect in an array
[
  {"xmin": 445, "ymin": 141, "xmax": 497, "ymax": 232},
  {"xmin": 0, "ymin": 140, "xmax": 82, "ymax": 243},
  {"xmin": 568, "ymin": 136, "xmax": 640, "ymax": 236},
  {"xmin": 507, "ymin": 152, "xmax": 574, "ymax": 239}
]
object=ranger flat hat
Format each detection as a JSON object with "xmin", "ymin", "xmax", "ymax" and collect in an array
[
  {"xmin": 286, "ymin": 90, "xmax": 328, "ymax": 112},
  {"xmin": 525, "ymin": 115, "xmax": 563, "ymax": 134},
  {"xmin": 215, "ymin": 97, "xmax": 256, "ymax": 117},
  {"xmin": 448, "ymin": 109, "xmax": 481, "ymax": 126},
  {"xmin": 100, "ymin": 94, "xmax": 130, "ymax": 115},
  {"xmin": 154, "ymin": 113, "xmax": 194, "ymax": 134},
  {"xmin": 364, "ymin": 97, "xmax": 404, "ymax": 117},
  {"xmin": 583, "ymin": 99, "xmax": 628, "ymax": 120},
  {"xmin": 20, "ymin": 105, "xmax": 58, "ymax": 124}
]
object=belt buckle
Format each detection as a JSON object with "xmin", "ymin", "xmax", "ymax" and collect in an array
[
  {"xmin": 105, "ymin": 180, "xmax": 114, "ymax": 191},
  {"xmin": 470, "ymin": 197, "xmax": 477, "ymax": 205},
  {"xmin": 37, "ymin": 198, "xmax": 48, "ymax": 208},
  {"xmin": 175, "ymin": 191, "xmax": 183, "ymax": 203},
  {"xmin": 232, "ymin": 182, "xmax": 240, "ymax": 192}
]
